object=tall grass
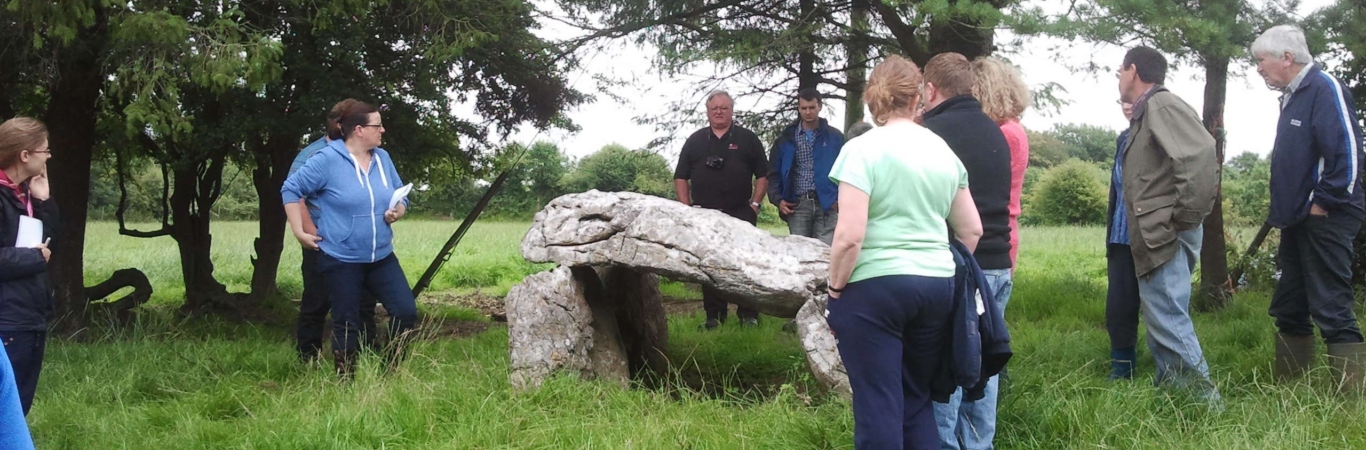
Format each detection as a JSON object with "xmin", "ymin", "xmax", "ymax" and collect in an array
[{"xmin": 31, "ymin": 224, "xmax": 1366, "ymax": 448}]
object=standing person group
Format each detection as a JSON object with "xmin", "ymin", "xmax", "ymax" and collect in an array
[{"xmin": 282, "ymin": 99, "xmax": 420, "ymax": 378}]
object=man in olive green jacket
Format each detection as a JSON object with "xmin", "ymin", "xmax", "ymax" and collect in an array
[{"xmin": 1114, "ymin": 46, "xmax": 1221, "ymax": 402}]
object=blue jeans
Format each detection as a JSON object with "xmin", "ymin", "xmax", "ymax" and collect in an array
[
  {"xmin": 316, "ymin": 252, "xmax": 419, "ymax": 354},
  {"xmin": 934, "ymin": 268, "xmax": 1011, "ymax": 450},
  {"xmin": 1138, "ymin": 227, "xmax": 1219, "ymax": 400},
  {"xmin": 786, "ymin": 196, "xmax": 837, "ymax": 245},
  {"xmin": 827, "ymin": 275, "xmax": 954, "ymax": 449}
]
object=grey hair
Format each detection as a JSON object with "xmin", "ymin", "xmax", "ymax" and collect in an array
[
  {"xmin": 1251, "ymin": 25, "xmax": 1313, "ymax": 65},
  {"xmin": 704, "ymin": 90, "xmax": 733, "ymax": 106},
  {"xmin": 846, "ymin": 122, "xmax": 874, "ymax": 140}
]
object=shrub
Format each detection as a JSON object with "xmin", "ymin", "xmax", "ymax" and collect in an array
[{"xmin": 1022, "ymin": 159, "xmax": 1108, "ymax": 226}]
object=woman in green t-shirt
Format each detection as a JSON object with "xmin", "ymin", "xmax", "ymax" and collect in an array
[{"xmin": 824, "ymin": 55, "xmax": 983, "ymax": 449}]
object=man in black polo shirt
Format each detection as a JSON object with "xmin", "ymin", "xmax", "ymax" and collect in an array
[{"xmin": 674, "ymin": 90, "xmax": 770, "ymax": 330}]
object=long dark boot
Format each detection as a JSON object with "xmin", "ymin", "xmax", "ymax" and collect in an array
[
  {"xmin": 1326, "ymin": 342, "xmax": 1366, "ymax": 392},
  {"xmin": 1274, "ymin": 333, "xmax": 1315, "ymax": 382},
  {"xmin": 333, "ymin": 349, "xmax": 357, "ymax": 380}
]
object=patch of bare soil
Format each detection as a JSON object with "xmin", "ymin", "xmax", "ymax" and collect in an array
[
  {"xmin": 422, "ymin": 291, "xmax": 507, "ymax": 322},
  {"xmin": 662, "ymin": 296, "xmax": 703, "ymax": 316}
]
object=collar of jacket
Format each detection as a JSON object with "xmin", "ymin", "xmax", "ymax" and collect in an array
[
  {"xmin": 922, "ymin": 95, "xmax": 981, "ymax": 121},
  {"xmin": 1286, "ymin": 63, "xmax": 1317, "ymax": 94},
  {"xmin": 1129, "ymin": 85, "xmax": 1169, "ymax": 122}
]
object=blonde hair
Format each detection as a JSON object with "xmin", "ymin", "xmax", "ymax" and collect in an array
[
  {"xmin": 972, "ymin": 57, "xmax": 1030, "ymax": 123},
  {"xmin": 863, "ymin": 55, "xmax": 923, "ymax": 126},
  {"xmin": 0, "ymin": 117, "xmax": 48, "ymax": 169}
]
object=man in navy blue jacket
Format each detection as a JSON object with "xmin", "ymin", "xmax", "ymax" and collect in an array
[
  {"xmin": 1253, "ymin": 25, "xmax": 1366, "ymax": 387},
  {"xmin": 767, "ymin": 88, "xmax": 844, "ymax": 245}
]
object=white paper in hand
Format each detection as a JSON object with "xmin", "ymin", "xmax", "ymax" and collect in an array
[
  {"xmin": 16, "ymin": 216, "xmax": 42, "ymax": 248},
  {"xmin": 388, "ymin": 183, "xmax": 413, "ymax": 210}
]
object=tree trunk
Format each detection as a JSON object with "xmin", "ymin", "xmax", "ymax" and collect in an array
[
  {"xmin": 927, "ymin": 10, "xmax": 995, "ymax": 60},
  {"xmin": 1197, "ymin": 56, "xmax": 1233, "ymax": 311},
  {"xmin": 248, "ymin": 133, "xmax": 296, "ymax": 300},
  {"xmin": 844, "ymin": 0, "xmax": 868, "ymax": 130},
  {"xmin": 797, "ymin": 0, "xmax": 817, "ymax": 92},
  {"xmin": 42, "ymin": 8, "xmax": 108, "ymax": 330},
  {"xmin": 171, "ymin": 155, "xmax": 232, "ymax": 312}
]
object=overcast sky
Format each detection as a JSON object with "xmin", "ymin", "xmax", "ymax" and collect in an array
[{"xmin": 502, "ymin": 0, "xmax": 1334, "ymax": 162}]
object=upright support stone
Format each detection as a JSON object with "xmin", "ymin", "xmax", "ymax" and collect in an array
[
  {"xmin": 506, "ymin": 266, "xmax": 628, "ymax": 389},
  {"xmin": 598, "ymin": 266, "xmax": 669, "ymax": 374},
  {"xmin": 795, "ymin": 295, "xmax": 851, "ymax": 398}
]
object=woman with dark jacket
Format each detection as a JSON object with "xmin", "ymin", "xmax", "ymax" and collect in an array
[
  {"xmin": 281, "ymin": 100, "xmax": 417, "ymax": 378},
  {"xmin": 0, "ymin": 117, "xmax": 58, "ymax": 416}
]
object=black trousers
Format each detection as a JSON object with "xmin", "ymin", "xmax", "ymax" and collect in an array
[
  {"xmin": 1269, "ymin": 212, "xmax": 1365, "ymax": 344},
  {"xmin": 0, "ymin": 330, "xmax": 44, "ymax": 416},
  {"xmin": 700, "ymin": 204, "xmax": 760, "ymax": 321},
  {"xmin": 1106, "ymin": 244, "xmax": 1141, "ymax": 350},
  {"xmin": 296, "ymin": 248, "xmax": 378, "ymax": 358}
]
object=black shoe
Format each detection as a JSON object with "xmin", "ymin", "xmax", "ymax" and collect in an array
[
  {"xmin": 741, "ymin": 317, "xmax": 759, "ymax": 328},
  {"xmin": 333, "ymin": 349, "xmax": 357, "ymax": 381},
  {"xmin": 698, "ymin": 319, "xmax": 720, "ymax": 331}
]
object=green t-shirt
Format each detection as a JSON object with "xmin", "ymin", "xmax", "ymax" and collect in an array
[{"xmin": 829, "ymin": 121, "xmax": 969, "ymax": 281}]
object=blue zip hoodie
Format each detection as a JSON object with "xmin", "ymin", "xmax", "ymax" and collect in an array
[
  {"xmin": 766, "ymin": 118, "xmax": 844, "ymax": 211},
  {"xmin": 289, "ymin": 137, "xmax": 329, "ymax": 219},
  {"xmin": 1268, "ymin": 64, "xmax": 1366, "ymax": 228},
  {"xmin": 281, "ymin": 139, "xmax": 406, "ymax": 264}
]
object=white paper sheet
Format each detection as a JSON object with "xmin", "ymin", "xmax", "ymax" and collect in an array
[
  {"xmin": 16, "ymin": 216, "xmax": 42, "ymax": 248},
  {"xmin": 388, "ymin": 183, "xmax": 413, "ymax": 210}
]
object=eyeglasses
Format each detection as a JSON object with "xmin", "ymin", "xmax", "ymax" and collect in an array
[
  {"xmin": 26, "ymin": 150, "xmax": 51, "ymax": 155},
  {"xmin": 359, "ymin": 124, "xmax": 384, "ymax": 129},
  {"xmin": 707, "ymin": 106, "xmax": 731, "ymax": 112}
]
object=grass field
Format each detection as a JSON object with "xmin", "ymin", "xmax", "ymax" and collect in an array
[{"xmin": 29, "ymin": 222, "xmax": 1366, "ymax": 448}]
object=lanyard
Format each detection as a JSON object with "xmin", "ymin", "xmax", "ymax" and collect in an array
[{"xmin": 0, "ymin": 171, "xmax": 32, "ymax": 217}]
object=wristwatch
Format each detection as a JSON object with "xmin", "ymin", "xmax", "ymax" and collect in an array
[{"xmin": 750, "ymin": 201, "xmax": 760, "ymax": 209}]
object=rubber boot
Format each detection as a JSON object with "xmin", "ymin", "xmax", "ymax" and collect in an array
[
  {"xmin": 333, "ymin": 349, "xmax": 357, "ymax": 381},
  {"xmin": 1109, "ymin": 347, "xmax": 1135, "ymax": 380},
  {"xmin": 1273, "ymin": 333, "xmax": 1315, "ymax": 382},
  {"xmin": 1326, "ymin": 342, "xmax": 1366, "ymax": 392}
]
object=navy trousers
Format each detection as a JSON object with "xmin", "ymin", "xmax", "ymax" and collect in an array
[
  {"xmin": 826, "ymin": 275, "xmax": 954, "ymax": 449},
  {"xmin": 316, "ymin": 252, "xmax": 419, "ymax": 354},
  {"xmin": 1106, "ymin": 244, "xmax": 1142, "ymax": 351},
  {"xmin": 1270, "ymin": 212, "xmax": 1365, "ymax": 343},
  {"xmin": 296, "ymin": 248, "xmax": 378, "ymax": 358},
  {"xmin": 0, "ymin": 330, "xmax": 44, "ymax": 416}
]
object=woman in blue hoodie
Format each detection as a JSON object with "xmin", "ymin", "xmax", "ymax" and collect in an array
[{"xmin": 281, "ymin": 100, "xmax": 417, "ymax": 377}]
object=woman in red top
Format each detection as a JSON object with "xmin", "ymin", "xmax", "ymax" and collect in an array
[{"xmin": 972, "ymin": 57, "xmax": 1031, "ymax": 269}]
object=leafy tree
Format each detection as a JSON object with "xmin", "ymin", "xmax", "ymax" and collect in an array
[
  {"xmin": 1051, "ymin": 123, "xmax": 1119, "ymax": 165},
  {"xmin": 554, "ymin": 0, "xmax": 1018, "ymax": 145},
  {"xmin": 1022, "ymin": 159, "xmax": 1108, "ymax": 226},
  {"xmin": 1221, "ymin": 151, "xmax": 1270, "ymax": 226},
  {"xmin": 562, "ymin": 144, "xmax": 675, "ymax": 198},
  {"xmin": 1025, "ymin": 129, "xmax": 1068, "ymax": 169}
]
